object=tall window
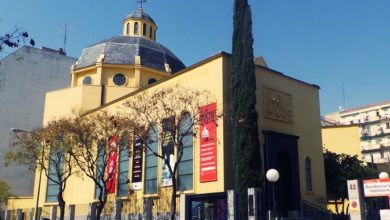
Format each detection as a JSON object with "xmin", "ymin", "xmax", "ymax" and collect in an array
[
  {"xmin": 134, "ymin": 22, "xmax": 139, "ymax": 35},
  {"xmin": 126, "ymin": 23, "xmax": 130, "ymax": 35},
  {"xmin": 95, "ymin": 144, "xmax": 105, "ymax": 199},
  {"xmin": 117, "ymin": 147, "xmax": 129, "ymax": 197},
  {"xmin": 46, "ymin": 149, "xmax": 64, "ymax": 203},
  {"xmin": 149, "ymin": 26, "xmax": 153, "ymax": 38},
  {"xmin": 178, "ymin": 114, "xmax": 193, "ymax": 191},
  {"xmin": 305, "ymin": 157, "xmax": 312, "ymax": 192},
  {"xmin": 143, "ymin": 23, "xmax": 147, "ymax": 36},
  {"xmin": 144, "ymin": 126, "xmax": 158, "ymax": 194}
]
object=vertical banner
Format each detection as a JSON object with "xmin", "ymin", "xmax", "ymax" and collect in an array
[
  {"xmin": 161, "ymin": 117, "xmax": 175, "ymax": 186},
  {"xmin": 106, "ymin": 136, "xmax": 118, "ymax": 194},
  {"xmin": 131, "ymin": 136, "xmax": 143, "ymax": 190},
  {"xmin": 199, "ymin": 103, "xmax": 217, "ymax": 182}
]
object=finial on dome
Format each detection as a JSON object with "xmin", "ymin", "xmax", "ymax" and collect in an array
[{"xmin": 136, "ymin": 0, "xmax": 147, "ymax": 10}]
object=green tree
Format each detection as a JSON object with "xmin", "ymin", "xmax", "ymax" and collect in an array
[
  {"xmin": 324, "ymin": 149, "xmax": 378, "ymax": 219},
  {"xmin": 5, "ymin": 118, "xmax": 76, "ymax": 220},
  {"xmin": 0, "ymin": 180, "xmax": 11, "ymax": 211},
  {"xmin": 231, "ymin": 0, "xmax": 262, "ymax": 218}
]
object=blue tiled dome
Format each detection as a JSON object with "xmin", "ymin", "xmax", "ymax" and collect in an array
[
  {"xmin": 74, "ymin": 36, "xmax": 185, "ymax": 74},
  {"xmin": 125, "ymin": 9, "xmax": 155, "ymax": 24}
]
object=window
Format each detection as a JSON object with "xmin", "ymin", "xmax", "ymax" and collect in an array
[
  {"xmin": 143, "ymin": 23, "xmax": 146, "ymax": 36},
  {"xmin": 126, "ymin": 23, "xmax": 130, "ymax": 35},
  {"xmin": 113, "ymin": 73, "xmax": 126, "ymax": 86},
  {"xmin": 117, "ymin": 146, "xmax": 129, "ymax": 197},
  {"xmin": 305, "ymin": 157, "xmax": 312, "ymax": 192},
  {"xmin": 82, "ymin": 76, "xmax": 92, "ymax": 85},
  {"xmin": 178, "ymin": 114, "xmax": 193, "ymax": 191},
  {"xmin": 144, "ymin": 126, "xmax": 158, "ymax": 194},
  {"xmin": 95, "ymin": 144, "xmax": 105, "ymax": 199},
  {"xmin": 149, "ymin": 26, "xmax": 153, "ymax": 38},
  {"xmin": 134, "ymin": 22, "xmax": 139, "ymax": 34},
  {"xmin": 387, "ymin": 122, "xmax": 390, "ymax": 129},
  {"xmin": 148, "ymin": 78, "xmax": 157, "ymax": 85},
  {"xmin": 154, "ymin": 30, "xmax": 156, "ymax": 40},
  {"xmin": 46, "ymin": 149, "xmax": 64, "ymax": 203}
]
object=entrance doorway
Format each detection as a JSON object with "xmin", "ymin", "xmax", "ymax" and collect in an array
[
  {"xmin": 263, "ymin": 130, "xmax": 301, "ymax": 217},
  {"xmin": 186, "ymin": 192, "xmax": 227, "ymax": 220}
]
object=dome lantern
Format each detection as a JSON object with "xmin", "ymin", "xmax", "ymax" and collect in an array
[{"xmin": 123, "ymin": 8, "xmax": 157, "ymax": 41}]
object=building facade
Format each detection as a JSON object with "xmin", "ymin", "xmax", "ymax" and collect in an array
[
  {"xmin": 324, "ymin": 101, "xmax": 390, "ymax": 164},
  {"xmin": 0, "ymin": 46, "xmax": 76, "ymax": 196},
  {"xmin": 7, "ymin": 7, "xmax": 327, "ymax": 219}
]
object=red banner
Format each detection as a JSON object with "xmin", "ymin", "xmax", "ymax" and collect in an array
[
  {"xmin": 106, "ymin": 136, "xmax": 118, "ymax": 194},
  {"xmin": 199, "ymin": 103, "xmax": 217, "ymax": 182}
]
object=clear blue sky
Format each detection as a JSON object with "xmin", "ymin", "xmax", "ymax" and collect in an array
[{"xmin": 1, "ymin": 0, "xmax": 390, "ymax": 115}]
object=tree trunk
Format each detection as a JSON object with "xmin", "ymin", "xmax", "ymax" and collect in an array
[
  {"xmin": 57, "ymin": 190, "xmax": 65, "ymax": 220},
  {"xmin": 170, "ymin": 175, "xmax": 177, "ymax": 220}
]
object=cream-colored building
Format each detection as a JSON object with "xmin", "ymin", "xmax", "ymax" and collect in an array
[
  {"xmin": 324, "ymin": 101, "xmax": 390, "ymax": 164},
  {"xmin": 7, "ymin": 7, "xmax": 327, "ymax": 220}
]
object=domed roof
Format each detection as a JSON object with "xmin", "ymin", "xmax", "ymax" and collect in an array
[
  {"xmin": 74, "ymin": 36, "xmax": 185, "ymax": 73},
  {"xmin": 125, "ymin": 9, "xmax": 155, "ymax": 24}
]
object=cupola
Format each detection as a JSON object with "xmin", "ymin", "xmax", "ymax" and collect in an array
[{"xmin": 123, "ymin": 8, "xmax": 157, "ymax": 41}]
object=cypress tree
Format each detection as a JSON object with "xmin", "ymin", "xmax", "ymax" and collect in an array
[{"xmin": 231, "ymin": 0, "xmax": 263, "ymax": 218}]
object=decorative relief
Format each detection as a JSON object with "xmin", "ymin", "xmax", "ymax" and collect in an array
[{"xmin": 264, "ymin": 87, "xmax": 293, "ymax": 123}]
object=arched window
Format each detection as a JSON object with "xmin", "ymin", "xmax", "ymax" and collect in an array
[
  {"xmin": 126, "ymin": 23, "xmax": 130, "ymax": 35},
  {"xmin": 82, "ymin": 76, "xmax": 92, "ymax": 85},
  {"xmin": 144, "ymin": 125, "xmax": 158, "ymax": 194},
  {"xmin": 149, "ymin": 26, "xmax": 153, "ymax": 38},
  {"xmin": 134, "ymin": 22, "xmax": 139, "ymax": 35},
  {"xmin": 154, "ymin": 30, "xmax": 156, "ymax": 40},
  {"xmin": 305, "ymin": 157, "xmax": 312, "ymax": 191},
  {"xmin": 178, "ymin": 113, "xmax": 193, "ymax": 191},
  {"xmin": 143, "ymin": 23, "xmax": 147, "ymax": 36},
  {"xmin": 148, "ymin": 78, "xmax": 157, "ymax": 85}
]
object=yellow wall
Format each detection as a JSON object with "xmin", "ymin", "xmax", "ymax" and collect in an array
[
  {"xmin": 321, "ymin": 125, "xmax": 362, "ymax": 158},
  {"xmin": 13, "ymin": 53, "xmax": 327, "ymax": 215},
  {"xmin": 255, "ymin": 65, "xmax": 327, "ymax": 207}
]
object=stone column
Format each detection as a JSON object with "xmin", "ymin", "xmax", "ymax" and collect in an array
[
  {"xmin": 50, "ymin": 205, "xmax": 57, "ymax": 220},
  {"xmin": 68, "ymin": 205, "xmax": 75, "ymax": 220},
  {"xmin": 227, "ymin": 190, "xmax": 236, "ymax": 220}
]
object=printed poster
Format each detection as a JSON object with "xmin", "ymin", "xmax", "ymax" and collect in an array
[
  {"xmin": 106, "ymin": 136, "xmax": 118, "ymax": 194},
  {"xmin": 199, "ymin": 103, "xmax": 217, "ymax": 182},
  {"xmin": 161, "ymin": 117, "xmax": 175, "ymax": 186},
  {"xmin": 131, "ymin": 135, "xmax": 143, "ymax": 190}
]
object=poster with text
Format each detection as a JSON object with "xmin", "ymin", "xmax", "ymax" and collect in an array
[
  {"xmin": 106, "ymin": 136, "xmax": 118, "ymax": 194},
  {"xmin": 131, "ymin": 135, "xmax": 143, "ymax": 190},
  {"xmin": 161, "ymin": 117, "xmax": 175, "ymax": 186},
  {"xmin": 199, "ymin": 103, "xmax": 217, "ymax": 182}
]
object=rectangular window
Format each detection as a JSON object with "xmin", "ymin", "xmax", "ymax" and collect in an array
[
  {"xmin": 117, "ymin": 147, "xmax": 129, "ymax": 197},
  {"xmin": 144, "ymin": 128, "xmax": 158, "ymax": 194},
  {"xmin": 46, "ymin": 150, "xmax": 64, "ymax": 203},
  {"xmin": 178, "ymin": 135, "xmax": 193, "ymax": 191},
  {"xmin": 387, "ymin": 122, "xmax": 390, "ymax": 129},
  {"xmin": 95, "ymin": 144, "xmax": 105, "ymax": 199}
]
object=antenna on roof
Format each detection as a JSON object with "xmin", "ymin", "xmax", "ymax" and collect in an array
[
  {"xmin": 63, "ymin": 23, "xmax": 68, "ymax": 53},
  {"xmin": 136, "ymin": 0, "xmax": 147, "ymax": 10}
]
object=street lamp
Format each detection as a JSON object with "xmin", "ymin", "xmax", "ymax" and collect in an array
[
  {"xmin": 266, "ymin": 169, "xmax": 279, "ymax": 220},
  {"xmin": 379, "ymin": 172, "xmax": 389, "ymax": 179},
  {"xmin": 11, "ymin": 128, "xmax": 42, "ymax": 220}
]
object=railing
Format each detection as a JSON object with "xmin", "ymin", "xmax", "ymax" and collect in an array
[{"xmin": 301, "ymin": 200, "xmax": 333, "ymax": 220}]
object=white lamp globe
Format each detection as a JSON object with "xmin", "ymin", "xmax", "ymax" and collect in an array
[
  {"xmin": 379, "ymin": 172, "xmax": 389, "ymax": 179},
  {"xmin": 266, "ymin": 169, "xmax": 280, "ymax": 183}
]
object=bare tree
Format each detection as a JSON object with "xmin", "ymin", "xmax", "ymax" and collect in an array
[
  {"xmin": 67, "ymin": 111, "xmax": 132, "ymax": 220},
  {"xmin": 0, "ymin": 26, "xmax": 35, "ymax": 52},
  {"xmin": 5, "ymin": 118, "xmax": 76, "ymax": 220},
  {"xmin": 121, "ymin": 86, "xmax": 218, "ymax": 220}
]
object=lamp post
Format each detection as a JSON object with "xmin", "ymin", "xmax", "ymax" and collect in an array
[
  {"xmin": 266, "ymin": 169, "xmax": 279, "ymax": 220},
  {"xmin": 11, "ymin": 128, "xmax": 42, "ymax": 220},
  {"xmin": 379, "ymin": 171, "xmax": 390, "ymax": 208}
]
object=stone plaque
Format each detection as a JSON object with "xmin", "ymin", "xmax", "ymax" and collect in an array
[{"xmin": 264, "ymin": 87, "xmax": 293, "ymax": 123}]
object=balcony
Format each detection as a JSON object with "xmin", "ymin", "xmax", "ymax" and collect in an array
[{"xmin": 362, "ymin": 145, "xmax": 390, "ymax": 154}]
